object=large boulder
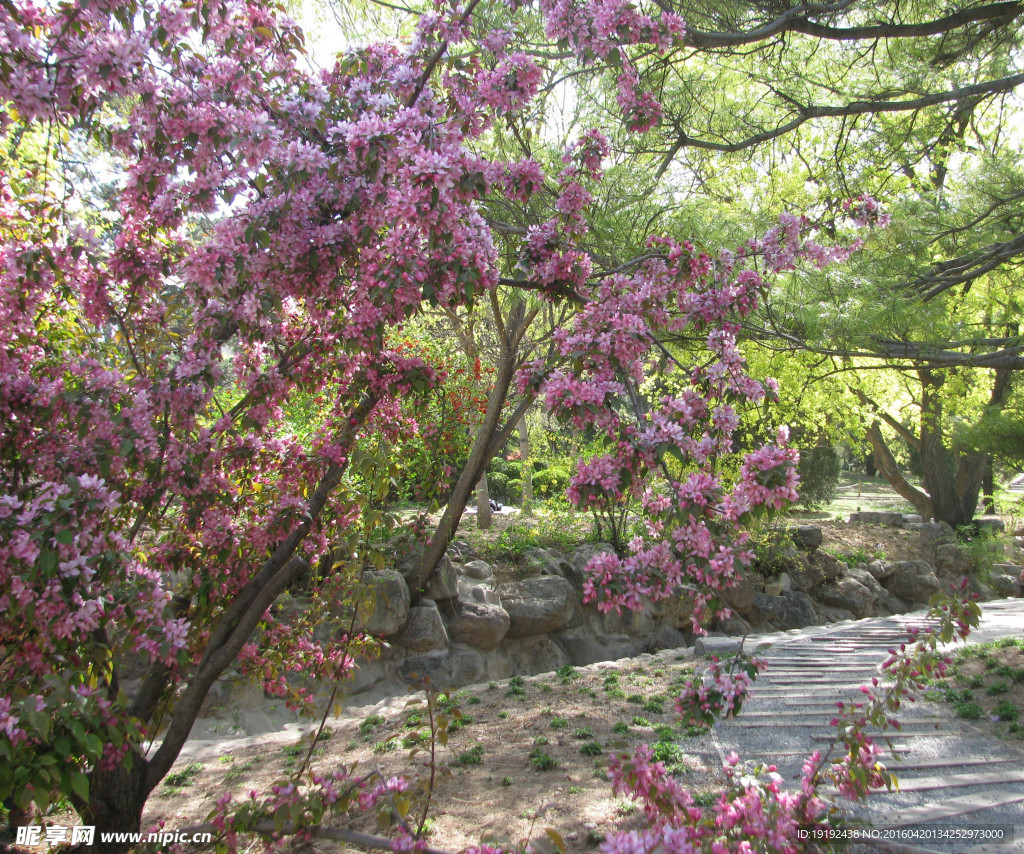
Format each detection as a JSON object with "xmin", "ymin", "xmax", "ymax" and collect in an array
[
  {"xmin": 934, "ymin": 543, "xmax": 971, "ymax": 577},
  {"xmin": 865, "ymin": 559, "xmax": 895, "ymax": 581},
  {"xmin": 355, "ymin": 569, "xmax": 411, "ymax": 636},
  {"xmin": 787, "ymin": 550, "xmax": 826, "ymax": 593},
  {"xmin": 848, "ymin": 511, "xmax": 903, "ymax": 526},
  {"xmin": 653, "ymin": 587, "xmax": 698, "ymax": 630},
  {"xmin": 991, "ymin": 573, "xmax": 1022, "ymax": 598},
  {"xmin": 817, "ymin": 577, "xmax": 875, "ymax": 619},
  {"xmin": 883, "ymin": 560, "xmax": 942, "ymax": 604},
  {"xmin": 423, "ymin": 556, "xmax": 460, "ymax": 602},
  {"xmin": 445, "ymin": 600, "xmax": 511, "ymax": 651},
  {"xmin": 396, "ymin": 601, "xmax": 449, "ymax": 652},
  {"xmin": 920, "ymin": 521, "xmax": 956, "ymax": 554},
  {"xmin": 789, "ymin": 525, "xmax": 824, "ymax": 553},
  {"xmin": 810, "ymin": 552, "xmax": 847, "ymax": 583},
  {"xmin": 554, "ymin": 629, "xmax": 643, "ymax": 665},
  {"xmin": 399, "ymin": 648, "xmax": 486, "ymax": 691},
  {"xmin": 482, "ymin": 636, "xmax": 569, "ymax": 680},
  {"xmin": 845, "ymin": 567, "xmax": 886, "ymax": 602},
  {"xmin": 751, "ymin": 590, "xmax": 818, "ymax": 629},
  {"xmin": 502, "ymin": 576, "xmax": 577, "ymax": 638},
  {"xmin": 721, "ymin": 577, "xmax": 757, "ymax": 618},
  {"xmin": 975, "ymin": 516, "xmax": 1006, "ymax": 534},
  {"xmin": 462, "ymin": 559, "xmax": 495, "ymax": 581},
  {"xmin": 521, "ymin": 547, "xmax": 570, "ymax": 577},
  {"xmin": 565, "ymin": 543, "xmax": 616, "ymax": 591}
]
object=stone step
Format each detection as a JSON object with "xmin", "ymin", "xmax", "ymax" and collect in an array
[
  {"xmin": 882, "ymin": 755, "xmax": 1024, "ymax": 772},
  {"xmin": 863, "ymin": 768, "xmax": 1024, "ymax": 793},
  {"xmin": 869, "ymin": 788, "xmax": 1024, "ymax": 827},
  {"xmin": 722, "ymin": 718, "xmax": 946, "ymax": 729}
]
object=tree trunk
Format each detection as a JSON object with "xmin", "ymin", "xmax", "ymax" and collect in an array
[
  {"xmin": 983, "ymin": 457, "xmax": 995, "ymax": 513},
  {"xmin": 411, "ymin": 356, "xmax": 525, "ymax": 596},
  {"xmin": 864, "ymin": 421, "xmax": 933, "ymax": 519},
  {"xmin": 69, "ymin": 751, "xmax": 150, "ymax": 854},
  {"xmin": 519, "ymin": 412, "xmax": 532, "ymax": 512},
  {"xmin": 476, "ymin": 475, "xmax": 492, "ymax": 529},
  {"xmin": 865, "ymin": 453, "xmax": 876, "ymax": 477}
]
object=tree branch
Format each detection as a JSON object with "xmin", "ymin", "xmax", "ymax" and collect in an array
[{"xmin": 663, "ymin": 73, "xmax": 1024, "ymax": 154}]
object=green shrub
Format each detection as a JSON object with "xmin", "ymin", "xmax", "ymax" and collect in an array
[
  {"xmin": 573, "ymin": 726, "xmax": 594, "ymax": 739},
  {"xmin": 993, "ymin": 701, "xmax": 1019, "ymax": 721},
  {"xmin": 532, "ymin": 467, "xmax": 570, "ymax": 498},
  {"xmin": 579, "ymin": 741, "xmax": 603, "ymax": 756},
  {"xmin": 529, "ymin": 747, "xmax": 557, "ymax": 771},
  {"xmin": 164, "ymin": 763, "xmax": 203, "ymax": 788},
  {"xmin": 487, "ymin": 471, "xmax": 511, "ymax": 501},
  {"xmin": 456, "ymin": 744, "xmax": 485, "ymax": 766},
  {"xmin": 796, "ymin": 444, "xmax": 841, "ymax": 508},
  {"xmin": 359, "ymin": 713, "xmax": 385, "ymax": 737},
  {"xmin": 956, "ymin": 527, "xmax": 1006, "ymax": 579}
]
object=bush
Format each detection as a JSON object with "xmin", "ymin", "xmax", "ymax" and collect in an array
[
  {"xmin": 956, "ymin": 526, "xmax": 1005, "ymax": 580},
  {"xmin": 796, "ymin": 444, "xmax": 841, "ymax": 507},
  {"xmin": 532, "ymin": 466, "xmax": 570, "ymax": 498},
  {"xmin": 487, "ymin": 471, "xmax": 511, "ymax": 501}
]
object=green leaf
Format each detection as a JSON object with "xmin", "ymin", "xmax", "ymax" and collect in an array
[{"xmin": 70, "ymin": 772, "xmax": 89, "ymax": 802}]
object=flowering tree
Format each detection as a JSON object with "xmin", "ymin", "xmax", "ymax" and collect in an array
[{"xmin": 0, "ymin": 0, "xmax": 889, "ymax": 849}]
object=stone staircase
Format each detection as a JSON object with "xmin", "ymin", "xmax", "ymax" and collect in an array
[{"xmin": 710, "ymin": 604, "xmax": 1024, "ymax": 852}]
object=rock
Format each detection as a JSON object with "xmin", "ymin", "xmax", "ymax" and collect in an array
[
  {"xmin": 565, "ymin": 543, "xmax": 615, "ymax": 591},
  {"xmin": 845, "ymin": 567, "xmax": 885, "ymax": 602},
  {"xmin": 751, "ymin": 591, "xmax": 818, "ymax": 630},
  {"xmin": 717, "ymin": 613, "xmax": 753, "ymax": 636},
  {"xmin": 424, "ymin": 556, "xmax": 459, "ymax": 601},
  {"xmin": 848, "ymin": 511, "xmax": 904, "ymax": 526},
  {"xmin": 399, "ymin": 648, "xmax": 486, "ymax": 691},
  {"xmin": 787, "ymin": 551, "xmax": 825, "ymax": 593},
  {"xmin": 811, "ymin": 552, "xmax": 847, "ymax": 582},
  {"xmin": 817, "ymin": 605, "xmax": 856, "ymax": 623},
  {"xmin": 653, "ymin": 588, "xmax": 697, "ymax": 630},
  {"xmin": 695, "ymin": 635, "xmax": 743, "ymax": 656},
  {"xmin": 883, "ymin": 560, "xmax": 942, "ymax": 604},
  {"xmin": 881, "ymin": 592, "xmax": 909, "ymax": 614},
  {"xmin": 464, "ymin": 582, "xmax": 501, "ymax": 606},
  {"xmin": 445, "ymin": 600, "xmax": 510, "ymax": 651},
  {"xmin": 920, "ymin": 521, "xmax": 956, "ymax": 553},
  {"xmin": 347, "ymin": 656, "xmax": 389, "ymax": 694},
  {"xmin": 902, "ymin": 514, "xmax": 923, "ymax": 525},
  {"xmin": 651, "ymin": 625, "xmax": 687, "ymax": 651},
  {"xmin": 817, "ymin": 578, "xmax": 875, "ymax": 619},
  {"xmin": 865, "ymin": 559, "xmax": 895, "ymax": 581},
  {"xmin": 355, "ymin": 569, "xmax": 411, "ymax": 636},
  {"xmin": 991, "ymin": 574, "xmax": 1022, "ymax": 598},
  {"xmin": 502, "ymin": 576, "xmax": 577, "ymax": 638},
  {"xmin": 521, "ymin": 547, "xmax": 569, "ymax": 577},
  {"xmin": 934, "ymin": 543, "xmax": 971, "ymax": 577},
  {"xmin": 463, "ymin": 560, "xmax": 494, "ymax": 580},
  {"xmin": 975, "ymin": 515, "xmax": 1006, "ymax": 534},
  {"xmin": 396, "ymin": 601, "xmax": 449, "ymax": 652},
  {"xmin": 790, "ymin": 525, "xmax": 824, "ymax": 552},
  {"xmin": 721, "ymin": 577, "xmax": 756, "ymax": 618},
  {"xmin": 765, "ymin": 572, "xmax": 792, "ymax": 597},
  {"xmin": 554, "ymin": 629, "xmax": 643, "ymax": 665},
  {"xmin": 483, "ymin": 636, "xmax": 568, "ymax": 679}
]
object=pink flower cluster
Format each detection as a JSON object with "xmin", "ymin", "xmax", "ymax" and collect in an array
[{"xmin": 674, "ymin": 654, "xmax": 766, "ymax": 730}]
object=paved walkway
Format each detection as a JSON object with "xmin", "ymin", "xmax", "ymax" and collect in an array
[{"xmin": 710, "ymin": 599, "xmax": 1024, "ymax": 853}]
